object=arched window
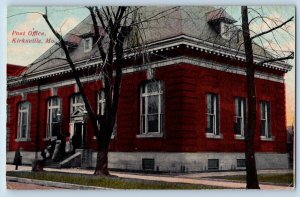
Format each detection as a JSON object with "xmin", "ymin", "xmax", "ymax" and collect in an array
[
  {"xmin": 17, "ymin": 101, "xmax": 31, "ymax": 141},
  {"xmin": 47, "ymin": 97, "xmax": 62, "ymax": 138},
  {"xmin": 140, "ymin": 80, "xmax": 165, "ymax": 136}
]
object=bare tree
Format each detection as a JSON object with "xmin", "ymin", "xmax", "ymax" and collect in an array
[
  {"xmin": 41, "ymin": 6, "xmax": 136, "ymax": 175},
  {"xmin": 41, "ymin": 6, "xmax": 177, "ymax": 175},
  {"xmin": 241, "ymin": 6, "xmax": 294, "ymax": 189}
]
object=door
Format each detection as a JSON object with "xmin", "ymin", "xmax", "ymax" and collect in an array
[{"xmin": 72, "ymin": 122, "xmax": 86, "ymax": 149}]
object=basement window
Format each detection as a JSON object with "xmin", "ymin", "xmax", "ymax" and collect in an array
[
  {"xmin": 237, "ymin": 159, "xmax": 246, "ymax": 168},
  {"xmin": 208, "ymin": 159, "xmax": 219, "ymax": 170},
  {"xmin": 142, "ymin": 158, "xmax": 155, "ymax": 171}
]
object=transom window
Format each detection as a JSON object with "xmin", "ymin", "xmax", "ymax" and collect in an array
[
  {"xmin": 47, "ymin": 97, "xmax": 62, "ymax": 138},
  {"xmin": 206, "ymin": 93, "xmax": 220, "ymax": 136},
  {"xmin": 234, "ymin": 97, "xmax": 246, "ymax": 137},
  {"xmin": 71, "ymin": 94, "xmax": 85, "ymax": 113},
  {"xmin": 17, "ymin": 101, "xmax": 31, "ymax": 140},
  {"xmin": 140, "ymin": 80, "xmax": 164, "ymax": 135},
  {"xmin": 261, "ymin": 101, "xmax": 271, "ymax": 138}
]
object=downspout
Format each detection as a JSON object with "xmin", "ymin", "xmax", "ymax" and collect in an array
[{"xmin": 35, "ymin": 81, "xmax": 41, "ymax": 160}]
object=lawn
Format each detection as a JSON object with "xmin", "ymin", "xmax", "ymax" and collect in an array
[
  {"xmin": 211, "ymin": 173, "xmax": 294, "ymax": 186},
  {"xmin": 7, "ymin": 171, "xmax": 225, "ymax": 189}
]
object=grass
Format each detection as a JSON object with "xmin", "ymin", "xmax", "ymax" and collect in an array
[
  {"xmin": 6, "ymin": 171, "xmax": 225, "ymax": 189},
  {"xmin": 211, "ymin": 173, "xmax": 294, "ymax": 186}
]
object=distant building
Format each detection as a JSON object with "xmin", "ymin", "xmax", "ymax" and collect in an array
[{"xmin": 7, "ymin": 7, "xmax": 292, "ymax": 171}]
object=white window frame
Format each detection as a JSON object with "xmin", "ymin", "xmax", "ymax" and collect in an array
[
  {"xmin": 138, "ymin": 80, "xmax": 164, "ymax": 138},
  {"xmin": 97, "ymin": 91, "xmax": 105, "ymax": 116},
  {"xmin": 234, "ymin": 97, "xmax": 246, "ymax": 139},
  {"xmin": 83, "ymin": 37, "xmax": 92, "ymax": 52},
  {"xmin": 260, "ymin": 101, "xmax": 273, "ymax": 140},
  {"xmin": 46, "ymin": 97, "xmax": 62, "ymax": 139},
  {"xmin": 71, "ymin": 94, "xmax": 85, "ymax": 114},
  {"xmin": 221, "ymin": 22, "xmax": 232, "ymax": 40},
  {"xmin": 206, "ymin": 93, "xmax": 222, "ymax": 139},
  {"xmin": 94, "ymin": 91, "xmax": 117, "ymax": 139},
  {"xmin": 16, "ymin": 102, "xmax": 31, "ymax": 141}
]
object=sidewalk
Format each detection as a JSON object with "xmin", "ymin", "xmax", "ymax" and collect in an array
[{"xmin": 6, "ymin": 164, "xmax": 293, "ymax": 190}]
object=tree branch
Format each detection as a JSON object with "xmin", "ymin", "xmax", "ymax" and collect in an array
[
  {"xmin": 257, "ymin": 52, "xmax": 294, "ymax": 65},
  {"xmin": 251, "ymin": 16, "xmax": 294, "ymax": 40}
]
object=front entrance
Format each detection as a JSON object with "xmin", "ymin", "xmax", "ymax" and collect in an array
[
  {"xmin": 72, "ymin": 122, "xmax": 86, "ymax": 149},
  {"xmin": 69, "ymin": 106, "xmax": 88, "ymax": 151}
]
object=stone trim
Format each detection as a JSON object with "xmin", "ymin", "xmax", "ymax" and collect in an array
[
  {"xmin": 8, "ymin": 57, "xmax": 285, "ymax": 97},
  {"xmin": 7, "ymin": 35, "xmax": 290, "ymax": 87}
]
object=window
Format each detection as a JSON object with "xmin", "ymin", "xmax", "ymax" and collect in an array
[
  {"xmin": 83, "ymin": 37, "xmax": 92, "ymax": 52},
  {"xmin": 206, "ymin": 93, "xmax": 220, "ymax": 136},
  {"xmin": 47, "ymin": 97, "xmax": 62, "ymax": 138},
  {"xmin": 97, "ymin": 91, "xmax": 105, "ymax": 116},
  {"xmin": 71, "ymin": 94, "xmax": 85, "ymax": 113},
  {"xmin": 17, "ymin": 102, "xmax": 31, "ymax": 140},
  {"xmin": 142, "ymin": 158, "xmax": 155, "ymax": 171},
  {"xmin": 261, "ymin": 101, "xmax": 272, "ymax": 139},
  {"xmin": 221, "ymin": 22, "xmax": 232, "ymax": 39},
  {"xmin": 139, "ymin": 80, "xmax": 164, "ymax": 137},
  {"xmin": 208, "ymin": 159, "xmax": 219, "ymax": 170},
  {"xmin": 234, "ymin": 97, "xmax": 246, "ymax": 138},
  {"xmin": 97, "ymin": 91, "xmax": 117, "ymax": 138},
  {"xmin": 237, "ymin": 159, "xmax": 246, "ymax": 168}
]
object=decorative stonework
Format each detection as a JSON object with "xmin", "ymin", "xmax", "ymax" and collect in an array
[{"xmin": 147, "ymin": 67, "xmax": 155, "ymax": 80}]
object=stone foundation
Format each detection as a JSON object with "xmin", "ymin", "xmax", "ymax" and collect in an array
[{"xmin": 7, "ymin": 151, "xmax": 288, "ymax": 172}]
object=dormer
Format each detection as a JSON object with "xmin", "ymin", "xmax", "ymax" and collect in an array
[
  {"xmin": 206, "ymin": 8, "xmax": 237, "ymax": 39},
  {"xmin": 79, "ymin": 25, "xmax": 107, "ymax": 53}
]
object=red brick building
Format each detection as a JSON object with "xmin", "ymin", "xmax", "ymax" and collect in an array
[{"xmin": 7, "ymin": 7, "xmax": 292, "ymax": 171}]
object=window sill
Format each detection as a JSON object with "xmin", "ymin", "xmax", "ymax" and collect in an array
[
  {"xmin": 136, "ymin": 133, "xmax": 163, "ymax": 138},
  {"xmin": 234, "ymin": 135, "xmax": 245, "ymax": 140},
  {"xmin": 93, "ymin": 135, "xmax": 116, "ymax": 140},
  {"xmin": 84, "ymin": 49, "xmax": 92, "ymax": 53},
  {"xmin": 15, "ymin": 138, "xmax": 31, "ymax": 142},
  {"xmin": 206, "ymin": 133, "xmax": 223, "ymax": 139},
  {"xmin": 260, "ymin": 136, "xmax": 275, "ymax": 141},
  {"xmin": 43, "ymin": 136, "xmax": 57, "ymax": 141}
]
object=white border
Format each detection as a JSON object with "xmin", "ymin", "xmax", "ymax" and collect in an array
[{"xmin": 1, "ymin": 1, "xmax": 298, "ymax": 197}]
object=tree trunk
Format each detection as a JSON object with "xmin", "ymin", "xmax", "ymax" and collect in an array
[
  {"xmin": 94, "ymin": 147, "xmax": 109, "ymax": 175},
  {"xmin": 241, "ymin": 6, "xmax": 260, "ymax": 189},
  {"xmin": 94, "ymin": 120, "xmax": 113, "ymax": 176}
]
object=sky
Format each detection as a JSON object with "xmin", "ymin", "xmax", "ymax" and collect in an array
[{"xmin": 6, "ymin": 6, "xmax": 295, "ymax": 126}]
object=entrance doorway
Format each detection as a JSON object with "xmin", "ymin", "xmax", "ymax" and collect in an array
[{"xmin": 72, "ymin": 122, "xmax": 86, "ymax": 149}]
